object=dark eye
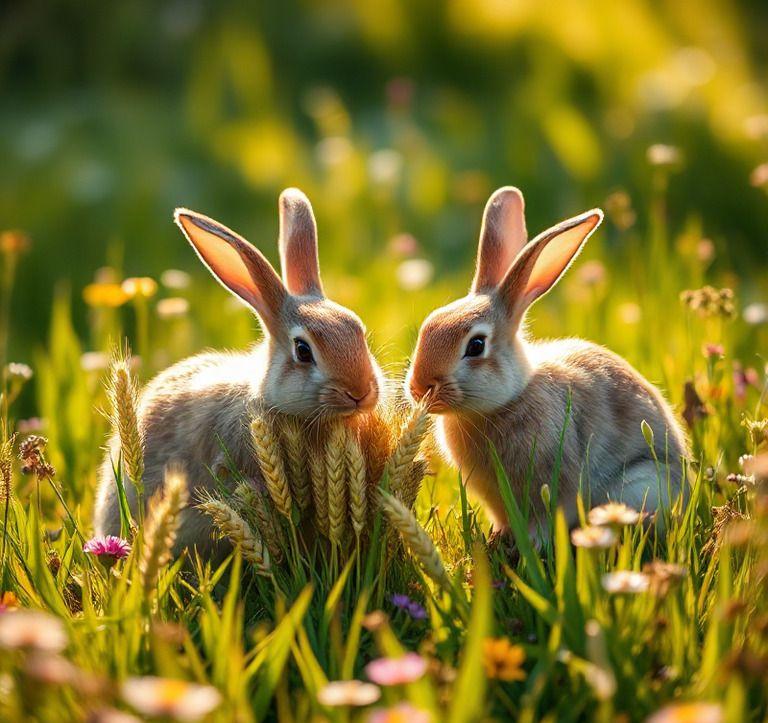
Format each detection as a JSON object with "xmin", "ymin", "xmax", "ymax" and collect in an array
[
  {"xmin": 294, "ymin": 338, "xmax": 314, "ymax": 364},
  {"xmin": 464, "ymin": 335, "xmax": 486, "ymax": 358}
]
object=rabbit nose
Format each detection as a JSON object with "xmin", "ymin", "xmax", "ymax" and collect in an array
[
  {"xmin": 410, "ymin": 377, "xmax": 439, "ymax": 402},
  {"xmin": 346, "ymin": 384, "xmax": 378, "ymax": 410}
]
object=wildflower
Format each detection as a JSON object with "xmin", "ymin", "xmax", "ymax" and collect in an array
[
  {"xmin": 368, "ymin": 703, "xmax": 431, "ymax": 723},
  {"xmin": 121, "ymin": 676, "xmax": 221, "ymax": 721},
  {"xmin": 482, "ymin": 638, "xmax": 526, "ymax": 681},
  {"xmin": 122, "ymin": 277, "xmax": 158, "ymax": 299},
  {"xmin": 160, "ymin": 269, "xmax": 191, "ymax": 290},
  {"xmin": 80, "ymin": 351, "xmax": 110, "ymax": 373},
  {"xmin": 696, "ymin": 238, "xmax": 715, "ymax": 264},
  {"xmin": 23, "ymin": 653, "xmax": 79, "ymax": 685},
  {"xmin": 83, "ymin": 283, "xmax": 130, "ymax": 308},
  {"xmin": 743, "ymin": 454, "xmax": 768, "ymax": 483},
  {"xmin": 603, "ymin": 190, "xmax": 636, "ymax": 230},
  {"xmin": 643, "ymin": 561, "xmax": 688, "ymax": 596},
  {"xmin": 745, "ymin": 114, "xmax": 768, "ymax": 140},
  {"xmin": 0, "ymin": 610, "xmax": 68, "ymax": 652},
  {"xmin": 680, "ymin": 286, "xmax": 735, "ymax": 319},
  {"xmin": 0, "ymin": 592, "xmax": 20, "ymax": 612},
  {"xmin": 742, "ymin": 417, "xmax": 768, "ymax": 446},
  {"xmin": 647, "ymin": 144, "xmax": 682, "ymax": 168},
  {"xmin": 83, "ymin": 535, "xmax": 132, "ymax": 568},
  {"xmin": 396, "ymin": 259, "xmax": 434, "ymax": 291},
  {"xmin": 17, "ymin": 418, "xmax": 45, "ymax": 434},
  {"xmin": 645, "ymin": 702, "xmax": 723, "ymax": 723},
  {"xmin": 390, "ymin": 594, "xmax": 427, "ymax": 620},
  {"xmin": 571, "ymin": 526, "xmax": 617, "ymax": 549},
  {"xmin": 577, "ymin": 260, "xmax": 606, "ymax": 287},
  {"xmin": 368, "ymin": 149, "xmax": 402, "ymax": 185},
  {"xmin": 588, "ymin": 502, "xmax": 641, "ymax": 527},
  {"xmin": 361, "ymin": 611, "xmax": 388, "ymax": 631},
  {"xmin": 157, "ymin": 297, "xmax": 190, "ymax": 319},
  {"xmin": 750, "ymin": 163, "xmax": 768, "ymax": 189},
  {"xmin": 388, "ymin": 233, "xmax": 419, "ymax": 258},
  {"xmin": 365, "ymin": 653, "xmax": 428, "ymax": 686},
  {"xmin": 702, "ymin": 343, "xmax": 724, "ymax": 360},
  {"xmin": 618, "ymin": 302, "xmax": 642, "ymax": 325},
  {"xmin": 743, "ymin": 302, "xmax": 768, "ymax": 325},
  {"xmin": 0, "ymin": 230, "xmax": 31, "ymax": 255},
  {"xmin": 19, "ymin": 435, "xmax": 55, "ymax": 478},
  {"xmin": 601, "ymin": 571, "xmax": 650, "ymax": 594},
  {"xmin": 5, "ymin": 362, "xmax": 32, "ymax": 384},
  {"xmin": 317, "ymin": 680, "xmax": 381, "ymax": 707}
]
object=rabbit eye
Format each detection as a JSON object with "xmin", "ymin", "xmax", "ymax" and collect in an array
[
  {"xmin": 464, "ymin": 335, "xmax": 486, "ymax": 358},
  {"xmin": 294, "ymin": 338, "xmax": 314, "ymax": 364}
]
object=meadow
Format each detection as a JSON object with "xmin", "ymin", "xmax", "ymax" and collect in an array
[{"xmin": 2, "ymin": 2, "xmax": 768, "ymax": 721}]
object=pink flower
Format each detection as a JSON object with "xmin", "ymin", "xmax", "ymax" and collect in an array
[
  {"xmin": 365, "ymin": 653, "xmax": 427, "ymax": 686},
  {"xmin": 368, "ymin": 702, "xmax": 431, "ymax": 723},
  {"xmin": 84, "ymin": 536, "xmax": 131, "ymax": 567}
]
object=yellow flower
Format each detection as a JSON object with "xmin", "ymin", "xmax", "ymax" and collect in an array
[
  {"xmin": 122, "ymin": 277, "xmax": 158, "ymax": 299},
  {"xmin": 645, "ymin": 702, "xmax": 723, "ymax": 723},
  {"xmin": 120, "ymin": 676, "xmax": 221, "ymax": 721},
  {"xmin": 83, "ymin": 283, "xmax": 130, "ymax": 308},
  {"xmin": 0, "ymin": 591, "xmax": 20, "ymax": 611},
  {"xmin": 482, "ymin": 638, "xmax": 526, "ymax": 681}
]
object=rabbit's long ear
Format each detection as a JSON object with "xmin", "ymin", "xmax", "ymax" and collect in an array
[
  {"xmin": 498, "ymin": 209, "xmax": 603, "ymax": 321},
  {"xmin": 175, "ymin": 209, "xmax": 287, "ymax": 333},
  {"xmin": 278, "ymin": 188, "xmax": 324, "ymax": 297},
  {"xmin": 471, "ymin": 186, "xmax": 528, "ymax": 292}
]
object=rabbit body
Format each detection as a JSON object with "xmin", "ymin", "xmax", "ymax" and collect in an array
[
  {"xmin": 95, "ymin": 350, "xmax": 265, "ymax": 553},
  {"xmin": 437, "ymin": 337, "xmax": 687, "ymax": 533}
]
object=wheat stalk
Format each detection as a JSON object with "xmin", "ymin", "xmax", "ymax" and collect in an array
[
  {"xmin": 387, "ymin": 405, "xmax": 429, "ymax": 502},
  {"xmin": 326, "ymin": 423, "xmax": 348, "ymax": 545},
  {"xmin": 400, "ymin": 459, "xmax": 428, "ymax": 510},
  {"xmin": 198, "ymin": 498, "xmax": 271, "ymax": 575},
  {"xmin": 141, "ymin": 467, "xmax": 188, "ymax": 593},
  {"xmin": 107, "ymin": 358, "xmax": 145, "ymax": 493},
  {"xmin": 345, "ymin": 430, "xmax": 367, "ymax": 539},
  {"xmin": 280, "ymin": 417, "xmax": 311, "ymax": 513},
  {"xmin": 378, "ymin": 489, "xmax": 449, "ymax": 587},
  {"xmin": 0, "ymin": 429, "xmax": 14, "ymax": 502},
  {"xmin": 309, "ymin": 440, "xmax": 329, "ymax": 537},
  {"xmin": 250, "ymin": 415, "xmax": 292, "ymax": 519},
  {"xmin": 234, "ymin": 481, "xmax": 284, "ymax": 563}
]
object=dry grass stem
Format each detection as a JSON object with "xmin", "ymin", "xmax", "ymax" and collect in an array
[
  {"xmin": 378, "ymin": 489, "xmax": 449, "ymax": 587},
  {"xmin": 141, "ymin": 468, "xmax": 188, "ymax": 593},
  {"xmin": 250, "ymin": 415, "xmax": 293, "ymax": 519}
]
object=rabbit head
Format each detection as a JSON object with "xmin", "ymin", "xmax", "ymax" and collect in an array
[
  {"xmin": 407, "ymin": 186, "xmax": 603, "ymax": 414},
  {"xmin": 175, "ymin": 188, "xmax": 382, "ymax": 417}
]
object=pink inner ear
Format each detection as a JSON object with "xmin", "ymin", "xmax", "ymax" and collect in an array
[
  {"xmin": 177, "ymin": 214, "xmax": 262, "ymax": 308},
  {"xmin": 523, "ymin": 217, "xmax": 599, "ymax": 302}
]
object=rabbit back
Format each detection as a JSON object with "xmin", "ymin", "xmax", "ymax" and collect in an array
[{"xmin": 439, "ymin": 339, "xmax": 688, "ymax": 529}]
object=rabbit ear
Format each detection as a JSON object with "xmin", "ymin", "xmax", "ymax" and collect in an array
[
  {"xmin": 174, "ymin": 209, "xmax": 287, "ymax": 333},
  {"xmin": 471, "ymin": 186, "xmax": 528, "ymax": 292},
  {"xmin": 498, "ymin": 209, "xmax": 603, "ymax": 320},
  {"xmin": 278, "ymin": 188, "xmax": 324, "ymax": 297}
]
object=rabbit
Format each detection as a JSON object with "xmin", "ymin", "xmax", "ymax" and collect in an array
[
  {"xmin": 405, "ymin": 186, "xmax": 689, "ymax": 544},
  {"xmin": 94, "ymin": 188, "xmax": 383, "ymax": 555}
]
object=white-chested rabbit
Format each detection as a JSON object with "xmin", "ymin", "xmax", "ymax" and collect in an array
[
  {"xmin": 406, "ymin": 186, "xmax": 688, "ymax": 540},
  {"xmin": 94, "ymin": 189, "xmax": 383, "ymax": 554}
]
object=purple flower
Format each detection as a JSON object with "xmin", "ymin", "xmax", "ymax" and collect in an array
[
  {"xmin": 83, "ymin": 535, "xmax": 131, "ymax": 568},
  {"xmin": 389, "ymin": 594, "xmax": 426, "ymax": 620}
]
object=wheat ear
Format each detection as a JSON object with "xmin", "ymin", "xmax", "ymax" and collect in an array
[
  {"xmin": 345, "ymin": 430, "xmax": 367, "ymax": 539},
  {"xmin": 388, "ymin": 405, "xmax": 428, "ymax": 502},
  {"xmin": 198, "ymin": 498, "xmax": 271, "ymax": 575},
  {"xmin": 400, "ymin": 459, "xmax": 428, "ymax": 510},
  {"xmin": 107, "ymin": 358, "xmax": 145, "ymax": 492},
  {"xmin": 280, "ymin": 417, "xmax": 311, "ymax": 513},
  {"xmin": 310, "ymin": 445, "xmax": 329, "ymax": 537},
  {"xmin": 378, "ymin": 489, "xmax": 449, "ymax": 587},
  {"xmin": 234, "ymin": 482, "xmax": 284, "ymax": 563},
  {"xmin": 326, "ymin": 423, "xmax": 348, "ymax": 545},
  {"xmin": 0, "ymin": 428, "xmax": 15, "ymax": 502},
  {"xmin": 250, "ymin": 415, "xmax": 292, "ymax": 519},
  {"xmin": 141, "ymin": 467, "xmax": 187, "ymax": 593}
]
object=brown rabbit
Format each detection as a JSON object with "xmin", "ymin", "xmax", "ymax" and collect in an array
[
  {"xmin": 94, "ymin": 189, "xmax": 383, "ymax": 554},
  {"xmin": 406, "ymin": 186, "xmax": 688, "ymax": 541}
]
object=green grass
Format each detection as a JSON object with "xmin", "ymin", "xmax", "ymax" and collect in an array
[{"xmin": 0, "ymin": 171, "xmax": 767, "ymax": 722}]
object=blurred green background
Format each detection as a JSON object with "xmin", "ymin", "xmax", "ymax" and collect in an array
[{"xmin": 2, "ymin": 0, "xmax": 767, "ymax": 375}]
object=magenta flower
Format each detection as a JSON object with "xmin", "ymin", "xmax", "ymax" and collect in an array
[
  {"xmin": 83, "ymin": 535, "xmax": 131, "ymax": 568},
  {"xmin": 365, "ymin": 653, "xmax": 427, "ymax": 686}
]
